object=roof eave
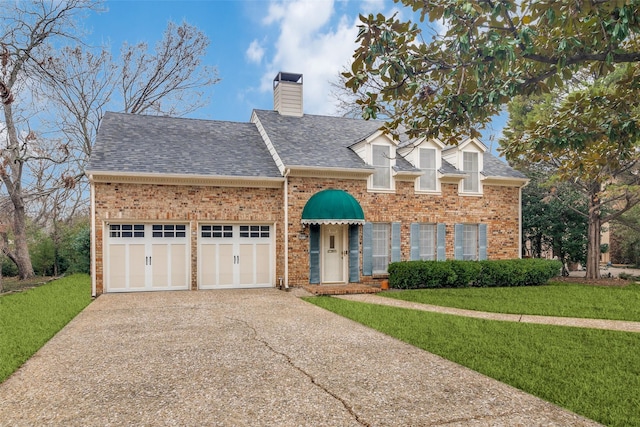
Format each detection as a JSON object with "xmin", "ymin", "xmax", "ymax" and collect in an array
[{"xmin": 86, "ymin": 170, "xmax": 285, "ymax": 188}]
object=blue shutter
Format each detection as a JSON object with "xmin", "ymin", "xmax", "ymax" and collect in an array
[
  {"xmin": 478, "ymin": 223, "xmax": 487, "ymax": 260},
  {"xmin": 454, "ymin": 223, "xmax": 464, "ymax": 260},
  {"xmin": 410, "ymin": 223, "xmax": 420, "ymax": 261},
  {"xmin": 309, "ymin": 224, "xmax": 320, "ymax": 284},
  {"xmin": 391, "ymin": 222, "xmax": 401, "ymax": 263},
  {"xmin": 362, "ymin": 222, "xmax": 373, "ymax": 276},
  {"xmin": 436, "ymin": 223, "xmax": 446, "ymax": 261},
  {"xmin": 349, "ymin": 224, "xmax": 360, "ymax": 283}
]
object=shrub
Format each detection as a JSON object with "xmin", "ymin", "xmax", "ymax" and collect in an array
[{"xmin": 388, "ymin": 259, "xmax": 562, "ymax": 289}]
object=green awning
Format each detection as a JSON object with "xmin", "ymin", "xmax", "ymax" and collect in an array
[{"xmin": 301, "ymin": 189, "xmax": 365, "ymax": 225}]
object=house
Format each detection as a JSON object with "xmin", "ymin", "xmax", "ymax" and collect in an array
[{"xmin": 86, "ymin": 72, "xmax": 528, "ymax": 296}]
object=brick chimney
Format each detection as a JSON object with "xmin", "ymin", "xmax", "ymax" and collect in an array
[{"xmin": 273, "ymin": 72, "xmax": 303, "ymax": 117}]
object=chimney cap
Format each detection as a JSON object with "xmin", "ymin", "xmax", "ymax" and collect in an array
[{"xmin": 273, "ymin": 72, "xmax": 303, "ymax": 87}]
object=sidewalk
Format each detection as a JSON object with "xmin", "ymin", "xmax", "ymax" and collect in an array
[{"xmin": 335, "ymin": 294, "xmax": 640, "ymax": 333}]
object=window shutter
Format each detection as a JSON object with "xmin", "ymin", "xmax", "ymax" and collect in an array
[
  {"xmin": 437, "ymin": 223, "xmax": 446, "ymax": 261},
  {"xmin": 349, "ymin": 224, "xmax": 360, "ymax": 283},
  {"xmin": 410, "ymin": 223, "xmax": 420, "ymax": 260},
  {"xmin": 478, "ymin": 223, "xmax": 488, "ymax": 260},
  {"xmin": 454, "ymin": 223, "xmax": 464, "ymax": 260},
  {"xmin": 362, "ymin": 222, "xmax": 373, "ymax": 276},
  {"xmin": 391, "ymin": 222, "xmax": 401, "ymax": 263},
  {"xmin": 309, "ymin": 224, "xmax": 320, "ymax": 284}
]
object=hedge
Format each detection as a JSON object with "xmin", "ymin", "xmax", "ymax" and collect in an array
[{"xmin": 388, "ymin": 259, "xmax": 562, "ymax": 289}]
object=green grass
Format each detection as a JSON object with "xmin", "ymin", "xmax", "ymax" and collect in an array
[
  {"xmin": 381, "ymin": 282, "xmax": 640, "ymax": 321},
  {"xmin": 0, "ymin": 274, "xmax": 92, "ymax": 383},
  {"xmin": 306, "ymin": 296, "xmax": 640, "ymax": 427}
]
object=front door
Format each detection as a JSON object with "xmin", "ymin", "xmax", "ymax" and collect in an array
[{"xmin": 322, "ymin": 224, "xmax": 346, "ymax": 283}]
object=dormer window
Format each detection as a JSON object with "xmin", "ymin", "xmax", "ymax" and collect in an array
[
  {"xmin": 418, "ymin": 148, "xmax": 437, "ymax": 191},
  {"xmin": 372, "ymin": 144, "xmax": 391, "ymax": 189},
  {"xmin": 462, "ymin": 151, "xmax": 479, "ymax": 193}
]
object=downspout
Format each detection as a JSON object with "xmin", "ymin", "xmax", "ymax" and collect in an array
[
  {"xmin": 283, "ymin": 168, "xmax": 290, "ymax": 289},
  {"xmin": 519, "ymin": 185, "xmax": 523, "ymax": 259},
  {"xmin": 90, "ymin": 177, "xmax": 97, "ymax": 298}
]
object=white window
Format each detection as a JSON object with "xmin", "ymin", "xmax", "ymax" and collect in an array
[
  {"xmin": 419, "ymin": 223, "xmax": 436, "ymax": 260},
  {"xmin": 372, "ymin": 144, "xmax": 391, "ymax": 189},
  {"xmin": 463, "ymin": 224, "xmax": 478, "ymax": 260},
  {"xmin": 418, "ymin": 148, "xmax": 437, "ymax": 191},
  {"xmin": 372, "ymin": 223, "xmax": 390, "ymax": 274},
  {"xmin": 463, "ymin": 151, "xmax": 479, "ymax": 192}
]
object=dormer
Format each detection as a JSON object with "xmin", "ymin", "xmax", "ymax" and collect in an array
[
  {"xmin": 351, "ymin": 129, "xmax": 398, "ymax": 193},
  {"xmin": 442, "ymin": 137, "xmax": 487, "ymax": 195},
  {"xmin": 398, "ymin": 137, "xmax": 445, "ymax": 194}
]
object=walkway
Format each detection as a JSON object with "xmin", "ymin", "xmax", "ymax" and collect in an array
[{"xmin": 336, "ymin": 294, "xmax": 640, "ymax": 333}]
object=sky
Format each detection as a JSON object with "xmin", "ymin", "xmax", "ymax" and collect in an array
[{"xmin": 85, "ymin": 0, "xmax": 505, "ymax": 152}]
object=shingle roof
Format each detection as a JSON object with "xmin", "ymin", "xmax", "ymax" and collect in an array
[
  {"xmin": 86, "ymin": 112, "xmax": 281, "ymax": 178},
  {"xmin": 483, "ymin": 152, "xmax": 527, "ymax": 179},
  {"xmin": 88, "ymin": 110, "xmax": 525, "ymax": 181},
  {"xmin": 252, "ymin": 110, "xmax": 419, "ymax": 172}
]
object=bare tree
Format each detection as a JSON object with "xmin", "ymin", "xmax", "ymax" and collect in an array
[
  {"xmin": 1, "ymin": 2, "xmax": 220, "ymax": 280},
  {"xmin": 0, "ymin": 0, "xmax": 99, "ymax": 279}
]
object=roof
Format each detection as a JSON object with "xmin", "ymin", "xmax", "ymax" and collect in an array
[
  {"xmin": 88, "ymin": 110, "xmax": 524, "ymax": 181},
  {"xmin": 86, "ymin": 112, "xmax": 281, "ymax": 178},
  {"xmin": 252, "ymin": 109, "xmax": 418, "ymax": 172},
  {"xmin": 483, "ymin": 152, "xmax": 527, "ymax": 179}
]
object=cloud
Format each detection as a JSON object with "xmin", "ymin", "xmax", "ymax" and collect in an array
[
  {"xmin": 245, "ymin": 39, "xmax": 265, "ymax": 64},
  {"xmin": 256, "ymin": 0, "xmax": 388, "ymax": 116}
]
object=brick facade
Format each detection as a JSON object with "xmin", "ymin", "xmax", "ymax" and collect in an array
[
  {"xmin": 286, "ymin": 176, "xmax": 521, "ymax": 286},
  {"xmin": 93, "ymin": 182, "xmax": 284, "ymax": 295},
  {"xmin": 92, "ymin": 176, "xmax": 520, "ymax": 294}
]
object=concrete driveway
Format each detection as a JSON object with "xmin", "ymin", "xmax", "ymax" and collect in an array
[{"xmin": 0, "ymin": 289, "xmax": 600, "ymax": 426}]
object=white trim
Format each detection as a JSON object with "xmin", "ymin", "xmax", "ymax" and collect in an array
[
  {"xmin": 301, "ymin": 219, "xmax": 365, "ymax": 225},
  {"xmin": 286, "ymin": 165, "xmax": 372, "ymax": 179},
  {"xmin": 251, "ymin": 110, "xmax": 286, "ymax": 174},
  {"xmin": 87, "ymin": 171, "xmax": 284, "ymax": 188},
  {"xmin": 284, "ymin": 168, "xmax": 290, "ymax": 288},
  {"xmin": 90, "ymin": 180, "xmax": 96, "ymax": 298},
  {"xmin": 481, "ymin": 176, "xmax": 530, "ymax": 187}
]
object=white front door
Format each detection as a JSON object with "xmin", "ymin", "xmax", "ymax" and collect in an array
[{"xmin": 322, "ymin": 224, "xmax": 346, "ymax": 283}]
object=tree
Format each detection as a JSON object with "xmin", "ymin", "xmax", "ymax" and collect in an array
[
  {"xmin": 345, "ymin": 1, "xmax": 640, "ymax": 144},
  {"xmin": 521, "ymin": 167, "xmax": 587, "ymax": 268},
  {"xmin": 1, "ymin": 1, "xmax": 219, "ymax": 279},
  {"xmin": 345, "ymin": 1, "xmax": 640, "ymax": 278},
  {"xmin": 0, "ymin": 0, "xmax": 98, "ymax": 279},
  {"xmin": 501, "ymin": 69, "xmax": 640, "ymax": 278}
]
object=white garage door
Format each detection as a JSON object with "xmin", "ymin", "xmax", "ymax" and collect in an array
[
  {"xmin": 198, "ymin": 224, "xmax": 273, "ymax": 289},
  {"xmin": 106, "ymin": 223, "xmax": 190, "ymax": 292}
]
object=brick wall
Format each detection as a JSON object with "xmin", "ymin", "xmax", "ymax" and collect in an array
[
  {"xmin": 93, "ymin": 182, "xmax": 284, "ymax": 294},
  {"xmin": 286, "ymin": 177, "xmax": 521, "ymax": 286},
  {"xmin": 93, "ymin": 177, "xmax": 521, "ymax": 293}
]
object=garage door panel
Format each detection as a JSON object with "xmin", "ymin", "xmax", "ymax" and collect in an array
[
  {"xmin": 239, "ymin": 244, "xmax": 254, "ymax": 285},
  {"xmin": 218, "ymin": 244, "xmax": 234, "ymax": 286},
  {"xmin": 199, "ymin": 245, "xmax": 217, "ymax": 288},
  {"xmin": 108, "ymin": 244, "xmax": 127, "ymax": 290},
  {"xmin": 255, "ymin": 244, "xmax": 270, "ymax": 285},
  {"xmin": 128, "ymin": 244, "xmax": 147, "ymax": 288},
  {"xmin": 151, "ymin": 244, "xmax": 168, "ymax": 288},
  {"xmin": 171, "ymin": 244, "xmax": 188, "ymax": 288}
]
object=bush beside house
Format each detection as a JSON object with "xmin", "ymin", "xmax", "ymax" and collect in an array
[{"xmin": 388, "ymin": 259, "xmax": 562, "ymax": 289}]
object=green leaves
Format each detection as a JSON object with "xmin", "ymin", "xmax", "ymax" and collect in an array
[{"xmin": 345, "ymin": 0, "xmax": 640, "ymax": 144}]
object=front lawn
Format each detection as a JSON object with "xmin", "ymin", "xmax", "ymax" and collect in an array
[
  {"xmin": 0, "ymin": 274, "xmax": 92, "ymax": 383},
  {"xmin": 306, "ymin": 296, "xmax": 640, "ymax": 427},
  {"xmin": 381, "ymin": 282, "xmax": 640, "ymax": 321}
]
